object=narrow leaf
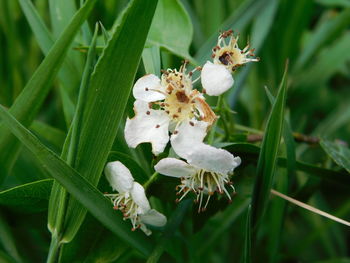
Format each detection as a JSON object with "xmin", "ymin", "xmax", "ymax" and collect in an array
[
  {"xmin": 59, "ymin": 0, "xmax": 159, "ymax": 242},
  {"xmin": 0, "ymin": 106, "xmax": 153, "ymax": 256},
  {"xmin": 320, "ymin": 139, "xmax": 350, "ymax": 174},
  {"xmin": 0, "ymin": 0, "xmax": 97, "ymax": 179},
  {"xmin": 251, "ymin": 64, "xmax": 288, "ymax": 229}
]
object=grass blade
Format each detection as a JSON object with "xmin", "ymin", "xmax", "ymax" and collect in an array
[
  {"xmin": 0, "ymin": 105, "xmax": 153, "ymax": 256},
  {"xmin": 60, "ymin": 0, "xmax": 159, "ymax": 242},
  {"xmin": 241, "ymin": 205, "xmax": 252, "ymax": 263},
  {"xmin": 0, "ymin": 0, "xmax": 97, "ymax": 179},
  {"xmin": 250, "ymin": 63, "xmax": 288, "ymax": 229}
]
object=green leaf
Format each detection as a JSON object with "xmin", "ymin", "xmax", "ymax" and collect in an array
[
  {"xmin": 147, "ymin": 0, "xmax": 193, "ymax": 61},
  {"xmin": 142, "ymin": 45, "xmax": 161, "ymax": 76},
  {"xmin": 251, "ymin": 64, "xmax": 288, "ymax": 229},
  {"xmin": 0, "ymin": 0, "xmax": 97, "ymax": 179},
  {"xmin": 30, "ymin": 121, "xmax": 66, "ymax": 153},
  {"xmin": 0, "ymin": 179, "xmax": 53, "ymax": 212},
  {"xmin": 59, "ymin": 0, "xmax": 159, "ymax": 242},
  {"xmin": 225, "ymin": 143, "xmax": 350, "ymax": 186},
  {"xmin": 48, "ymin": 23, "xmax": 98, "ymax": 243},
  {"xmin": 241, "ymin": 205, "xmax": 252, "ymax": 263},
  {"xmin": 0, "ymin": 106, "xmax": 153, "ymax": 256},
  {"xmin": 59, "ymin": 214, "xmax": 128, "ymax": 263},
  {"xmin": 320, "ymin": 140, "xmax": 350, "ymax": 174}
]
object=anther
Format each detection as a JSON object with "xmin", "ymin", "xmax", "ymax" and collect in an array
[
  {"xmin": 155, "ymin": 124, "xmax": 160, "ymax": 128},
  {"xmin": 178, "ymin": 107, "xmax": 182, "ymax": 113},
  {"xmin": 145, "ymin": 87, "xmax": 149, "ymax": 91},
  {"xmin": 173, "ymin": 130, "xmax": 178, "ymax": 134},
  {"xmin": 146, "ymin": 111, "xmax": 150, "ymax": 115},
  {"xmin": 189, "ymin": 121, "xmax": 194, "ymax": 126}
]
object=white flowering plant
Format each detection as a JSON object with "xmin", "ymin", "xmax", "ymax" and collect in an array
[{"xmin": 0, "ymin": 0, "xmax": 349, "ymax": 262}]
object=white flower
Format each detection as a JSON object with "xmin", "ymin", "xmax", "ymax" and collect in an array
[
  {"xmin": 104, "ymin": 161, "xmax": 167, "ymax": 235},
  {"xmin": 155, "ymin": 126, "xmax": 241, "ymax": 212},
  {"xmin": 201, "ymin": 30, "xmax": 259, "ymax": 96},
  {"xmin": 125, "ymin": 62, "xmax": 217, "ymax": 155}
]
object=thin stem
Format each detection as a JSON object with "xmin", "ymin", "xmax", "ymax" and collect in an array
[
  {"xmin": 208, "ymin": 96, "xmax": 223, "ymax": 145},
  {"xmin": 143, "ymin": 172, "xmax": 159, "ymax": 190},
  {"xmin": 271, "ymin": 189, "xmax": 350, "ymax": 227},
  {"xmin": 46, "ymin": 234, "xmax": 60, "ymax": 263}
]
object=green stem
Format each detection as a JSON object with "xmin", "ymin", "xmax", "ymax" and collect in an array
[
  {"xmin": 208, "ymin": 95, "xmax": 223, "ymax": 145},
  {"xmin": 46, "ymin": 234, "xmax": 61, "ymax": 263},
  {"xmin": 143, "ymin": 172, "xmax": 159, "ymax": 190}
]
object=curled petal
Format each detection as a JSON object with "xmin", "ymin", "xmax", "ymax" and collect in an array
[
  {"xmin": 201, "ymin": 61, "xmax": 234, "ymax": 96},
  {"xmin": 194, "ymin": 97, "xmax": 217, "ymax": 126},
  {"xmin": 125, "ymin": 100, "xmax": 170, "ymax": 155},
  {"xmin": 131, "ymin": 182, "xmax": 151, "ymax": 213},
  {"xmin": 170, "ymin": 120, "xmax": 208, "ymax": 159},
  {"xmin": 187, "ymin": 144, "xmax": 241, "ymax": 175},
  {"xmin": 104, "ymin": 161, "xmax": 134, "ymax": 193},
  {"xmin": 140, "ymin": 209, "xmax": 167, "ymax": 227},
  {"xmin": 133, "ymin": 74, "xmax": 166, "ymax": 102},
  {"xmin": 155, "ymin": 158, "xmax": 197, "ymax": 178}
]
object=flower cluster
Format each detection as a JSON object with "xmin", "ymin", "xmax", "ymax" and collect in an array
[{"xmin": 104, "ymin": 30, "xmax": 258, "ymax": 234}]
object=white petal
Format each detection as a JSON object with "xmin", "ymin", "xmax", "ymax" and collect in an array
[
  {"xmin": 130, "ymin": 182, "xmax": 151, "ymax": 213},
  {"xmin": 187, "ymin": 144, "xmax": 241, "ymax": 175},
  {"xmin": 201, "ymin": 61, "xmax": 234, "ymax": 96},
  {"xmin": 170, "ymin": 120, "xmax": 208, "ymax": 159},
  {"xmin": 125, "ymin": 100, "xmax": 170, "ymax": 155},
  {"xmin": 154, "ymin": 158, "xmax": 197, "ymax": 178},
  {"xmin": 140, "ymin": 209, "xmax": 167, "ymax": 227},
  {"xmin": 133, "ymin": 74, "xmax": 166, "ymax": 102},
  {"xmin": 104, "ymin": 161, "xmax": 134, "ymax": 193}
]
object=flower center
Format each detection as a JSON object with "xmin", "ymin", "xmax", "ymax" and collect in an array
[
  {"xmin": 211, "ymin": 29, "xmax": 259, "ymax": 71},
  {"xmin": 105, "ymin": 192, "xmax": 142, "ymax": 231},
  {"xmin": 175, "ymin": 169, "xmax": 236, "ymax": 213},
  {"xmin": 157, "ymin": 70, "xmax": 201, "ymax": 123}
]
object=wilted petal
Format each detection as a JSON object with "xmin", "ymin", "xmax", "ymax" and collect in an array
[
  {"xmin": 140, "ymin": 209, "xmax": 167, "ymax": 227},
  {"xmin": 131, "ymin": 182, "xmax": 151, "ymax": 213},
  {"xmin": 155, "ymin": 158, "xmax": 197, "ymax": 178},
  {"xmin": 104, "ymin": 161, "xmax": 134, "ymax": 193},
  {"xmin": 170, "ymin": 120, "xmax": 208, "ymax": 159},
  {"xmin": 125, "ymin": 100, "xmax": 170, "ymax": 155},
  {"xmin": 187, "ymin": 144, "xmax": 241, "ymax": 175},
  {"xmin": 133, "ymin": 74, "xmax": 166, "ymax": 102},
  {"xmin": 201, "ymin": 61, "xmax": 234, "ymax": 96}
]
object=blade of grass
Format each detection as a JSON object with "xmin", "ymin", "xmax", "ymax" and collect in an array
[
  {"xmin": 0, "ymin": 105, "xmax": 153, "ymax": 256},
  {"xmin": 47, "ymin": 24, "xmax": 99, "ymax": 261},
  {"xmin": 251, "ymin": 63, "xmax": 288, "ymax": 230},
  {"xmin": 0, "ymin": 0, "xmax": 97, "ymax": 180},
  {"xmin": 241, "ymin": 205, "xmax": 252, "ymax": 263},
  {"xmin": 58, "ymin": 0, "xmax": 159, "ymax": 243}
]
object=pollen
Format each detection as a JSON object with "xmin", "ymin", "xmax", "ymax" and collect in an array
[
  {"xmin": 175, "ymin": 169, "xmax": 236, "ymax": 213},
  {"xmin": 212, "ymin": 30, "xmax": 259, "ymax": 71}
]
